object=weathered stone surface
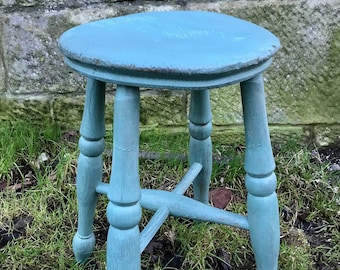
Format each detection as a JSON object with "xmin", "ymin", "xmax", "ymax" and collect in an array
[
  {"xmin": 210, "ymin": 85, "xmax": 243, "ymax": 126},
  {"xmin": 0, "ymin": 95, "xmax": 313, "ymax": 147},
  {"xmin": 140, "ymin": 91, "xmax": 187, "ymax": 126},
  {"xmin": 0, "ymin": 0, "xmax": 133, "ymax": 9},
  {"xmin": 1, "ymin": 3, "xmax": 179, "ymax": 97},
  {"xmin": 52, "ymin": 95, "xmax": 114, "ymax": 129},
  {"xmin": 0, "ymin": 98, "xmax": 51, "ymax": 122},
  {"xmin": 217, "ymin": 1, "xmax": 340, "ymax": 125},
  {"xmin": 0, "ymin": 0, "xmax": 340, "ymax": 145},
  {"xmin": 213, "ymin": 125, "xmax": 311, "ymax": 147},
  {"xmin": 52, "ymin": 96, "xmax": 85, "ymax": 128},
  {"xmin": 0, "ymin": 0, "xmax": 14, "ymax": 6},
  {"xmin": 142, "ymin": 125, "xmax": 311, "ymax": 148},
  {"xmin": 2, "ymin": 10, "xmax": 79, "ymax": 95},
  {"xmin": 0, "ymin": 61, "xmax": 4, "ymax": 93},
  {"xmin": 182, "ymin": 1, "xmax": 340, "ymax": 127},
  {"xmin": 0, "ymin": 17, "xmax": 5, "ymax": 94},
  {"xmin": 0, "ymin": 0, "xmax": 190, "ymax": 9},
  {"xmin": 0, "ymin": 0, "xmax": 84, "ymax": 8},
  {"xmin": 52, "ymin": 91, "xmax": 186, "ymax": 129}
]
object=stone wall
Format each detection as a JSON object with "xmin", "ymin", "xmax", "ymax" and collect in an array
[{"xmin": 0, "ymin": 0, "xmax": 339, "ymax": 145}]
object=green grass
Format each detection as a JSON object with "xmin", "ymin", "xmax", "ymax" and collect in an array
[{"xmin": 0, "ymin": 121, "xmax": 339, "ymax": 269}]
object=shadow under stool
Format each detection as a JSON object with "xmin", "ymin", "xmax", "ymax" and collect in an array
[{"xmin": 59, "ymin": 11, "xmax": 280, "ymax": 270}]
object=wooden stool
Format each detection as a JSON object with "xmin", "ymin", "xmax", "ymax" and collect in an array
[{"xmin": 59, "ymin": 11, "xmax": 280, "ymax": 269}]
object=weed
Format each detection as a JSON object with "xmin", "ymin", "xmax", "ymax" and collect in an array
[{"xmin": 0, "ymin": 123, "xmax": 339, "ymax": 269}]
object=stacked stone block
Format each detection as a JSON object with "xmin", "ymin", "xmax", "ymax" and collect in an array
[{"xmin": 0, "ymin": 0, "xmax": 339, "ymax": 145}]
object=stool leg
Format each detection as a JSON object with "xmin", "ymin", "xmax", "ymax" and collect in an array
[
  {"xmin": 73, "ymin": 78, "xmax": 106, "ymax": 262},
  {"xmin": 189, "ymin": 90, "xmax": 213, "ymax": 204},
  {"xmin": 240, "ymin": 74, "xmax": 280, "ymax": 269},
  {"xmin": 106, "ymin": 85, "xmax": 142, "ymax": 270}
]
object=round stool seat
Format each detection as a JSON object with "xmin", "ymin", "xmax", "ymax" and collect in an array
[
  {"xmin": 59, "ymin": 11, "xmax": 280, "ymax": 89},
  {"xmin": 59, "ymin": 11, "xmax": 281, "ymax": 269}
]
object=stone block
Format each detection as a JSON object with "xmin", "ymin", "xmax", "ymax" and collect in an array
[
  {"xmin": 0, "ymin": 0, "xmax": 15, "ymax": 6},
  {"xmin": 2, "ymin": 4, "xmax": 162, "ymax": 96},
  {"xmin": 140, "ymin": 91, "xmax": 187, "ymax": 126},
  {"xmin": 52, "ymin": 94, "xmax": 114, "ymax": 130},
  {"xmin": 0, "ymin": 17, "xmax": 5, "ymax": 94},
  {"xmin": 0, "ymin": 0, "xmax": 129, "ymax": 9},
  {"xmin": 0, "ymin": 61, "xmax": 4, "ymax": 93},
  {"xmin": 0, "ymin": 0, "xmax": 339, "ymax": 146},
  {"xmin": 209, "ymin": 85, "xmax": 243, "ymax": 126},
  {"xmin": 2, "ymin": 11, "xmax": 81, "ymax": 95},
  {"xmin": 0, "ymin": 55, "xmax": 5, "ymax": 94},
  {"xmin": 52, "ymin": 96, "xmax": 85, "ymax": 129},
  {"xmin": 212, "ymin": 125, "xmax": 311, "ymax": 148},
  {"xmin": 217, "ymin": 1, "xmax": 340, "ymax": 126},
  {"xmin": 52, "ymin": 90, "xmax": 186, "ymax": 130},
  {"xmin": 0, "ymin": 98, "xmax": 51, "ymax": 123}
]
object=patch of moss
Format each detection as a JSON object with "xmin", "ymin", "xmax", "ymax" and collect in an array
[{"xmin": 0, "ymin": 98, "xmax": 51, "ymax": 123}]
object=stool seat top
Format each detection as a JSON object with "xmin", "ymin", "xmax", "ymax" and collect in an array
[{"xmin": 59, "ymin": 11, "xmax": 280, "ymax": 89}]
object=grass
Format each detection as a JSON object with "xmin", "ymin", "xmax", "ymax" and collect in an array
[{"xmin": 0, "ymin": 120, "xmax": 339, "ymax": 269}]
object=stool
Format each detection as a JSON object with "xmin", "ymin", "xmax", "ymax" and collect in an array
[{"xmin": 59, "ymin": 11, "xmax": 280, "ymax": 269}]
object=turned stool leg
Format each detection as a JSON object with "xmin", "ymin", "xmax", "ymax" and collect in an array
[
  {"xmin": 106, "ymin": 85, "xmax": 142, "ymax": 270},
  {"xmin": 73, "ymin": 78, "xmax": 106, "ymax": 262},
  {"xmin": 240, "ymin": 74, "xmax": 280, "ymax": 269},
  {"xmin": 189, "ymin": 90, "xmax": 213, "ymax": 204}
]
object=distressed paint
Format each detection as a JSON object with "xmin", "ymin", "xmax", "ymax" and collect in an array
[
  {"xmin": 189, "ymin": 90, "xmax": 213, "ymax": 204},
  {"xmin": 59, "ymin": 11, "xmax": 280, "ymax": 269},
  {"xmin": 106, "ymin": 85, "xmax": 142, "ymax": 270},
  {"xmin": 73, "ymin": 78, "xmax": 106, "ymax": 262},
  {"xmin": 59, "ymin": 11, "xmax": 279, "ymax": 89},
  {"xmin": 241, "ymin": 75, "xmax": 280, "ymax": 269}
]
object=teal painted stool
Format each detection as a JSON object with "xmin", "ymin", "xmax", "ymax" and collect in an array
[{"xmin": 59, "ymin": 11, "xmax": 280, "ymax": 269}]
